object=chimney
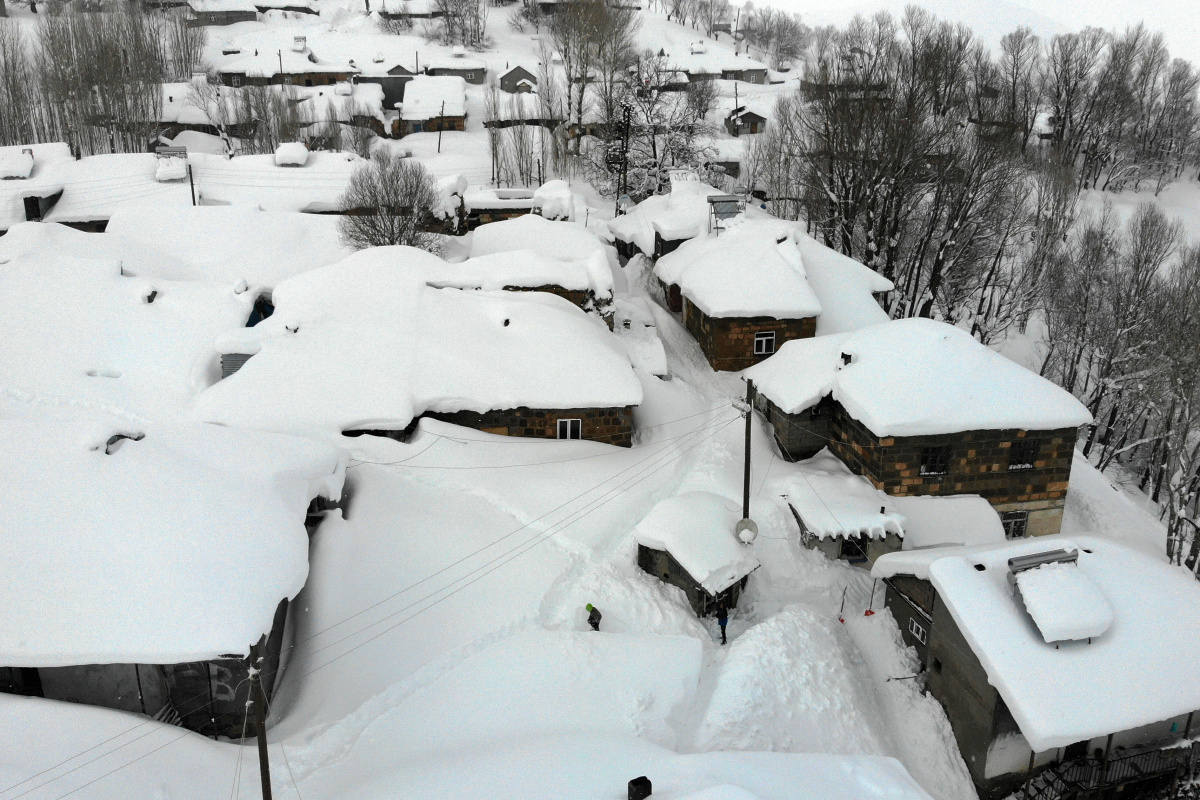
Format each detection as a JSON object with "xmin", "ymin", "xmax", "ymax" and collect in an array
[
  {"xmin": 841, "ymin": 352, "xmax": 852, "ymax": 365},
  {"xmin": 292, "ymin": 35, "xmax": 307, "ymax": 52}
]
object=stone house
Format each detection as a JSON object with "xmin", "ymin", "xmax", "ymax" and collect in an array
[
  {"xmin": 424, "ymin": 50, "xmax": 487, "ymax": 84},
  {"xmin": 218, "ymin": 37, "xmax": 358, "ymax": 87},
  {"xmin": 873, "ymin": 539, "xmax": 1200, "ymax": 800},
  {"xmin": 653, "ymin": 220, "xmax": 822, "ymax": 371},
  {"xmin": 746, "ymin": 318, "xmax": 1093, "ymax": 538},
  {"xmin": 633, "ymin": 493, "xmax": 760, "ymax": 616},
  {"xmin": 396, "ymin": 74, "xmax": 467, "ymax": 135},
  {"xmin": 0, "ymin": 417, "xmax": 345, "ymax": 739},
  {"xmin": 186, "ymin": 0, "xmax": 257, "ymax": 26}
]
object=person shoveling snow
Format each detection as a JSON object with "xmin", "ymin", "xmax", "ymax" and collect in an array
[
  {"xmin": 716, "ymin": 599, "xmax": 729, "ymax": 645},
  {"xmin": 586, "ymin": 603, "xmax": 602, "ymax": 631}
]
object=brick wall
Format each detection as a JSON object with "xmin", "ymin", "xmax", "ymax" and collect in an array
[
  {"xmin": 825, "ymin": 401, "xmax": 1078, "ymax": 536},
  {"xmin": 425, "ymin": 405, "xmax": 635, "ymax": 447},
  {"xmin": 757, "ymin": 394, "xmax": 832, "ymax": 461},
  {"xmin": 683, "ymin": 298, "xmax": 817, "ymax": 371}
]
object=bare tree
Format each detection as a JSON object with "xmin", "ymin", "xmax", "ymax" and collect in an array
[{"xmin": 338, "ymin": 150, "xmax": 443, "ymax": 253}]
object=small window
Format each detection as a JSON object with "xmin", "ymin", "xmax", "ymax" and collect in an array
[
  {"xmin": 841, "ymin": 535, "xmax": 867, "ymax": 563},
  {"xmin": 1008, "ymin": 439, "xmax": 1039, "ymax": 471},
  {"xmin": 557, "ymin": 418, "xmax": 582, "ymax": 440},
  {"xmin": 753, "ymin": 331, "xmax": 775, "ymax": 356},
  {"xmin": 932, "ymin": 657, "xmax": 943, "ymax": 674},
  {"xmin": 1001, "ymin": 510, "xmax": 1029, "ymax": 540},
  {"xmin": 908, "ymin": 617, "xmax": 927, "ymax": 644},
  {"xmin": 232, "ymin": 75, "xmax": 243, "ymax": 87},
  {"xmin": 919, "ymin": 445, "xmax": 951, "ymax": 476}
]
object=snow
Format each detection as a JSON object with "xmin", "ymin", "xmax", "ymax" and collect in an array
[
  {"xmin": 876, "ymin": 536, "xmax": 1200, "ymax": 751},
  {"xmin": 1015, "ymin": 561, "xmax": 1115, "ymax": 643},
  {"xmin": 105, "ymin": 205, "xmax": 351, "ymax": 286},
  {"xmin": 0, "ymin": 151, "xmax": 34, "ymax": 180},
  {"xmin": 154, "ymin": 156, "xmax": 189, "ymax": 182},
  {"xmin": 188, "ymin": 0, "xmax": 257, "ymax": 12},
  {"xmin": 665, "ymin": 48, "xmax": 768, "ymax": 76},
  {"xmin": 0, "ymin": 143, "xmax": 74, "ymax": 231},
  {"xmin": 655, "ymin": 219, "xmax": 822, "ymax": 319},
  {"xmin": 891, "ymin": 495, "xmax": 1006, "ymax": 550},
  {"xmin": 425, "ymin": 54, "xmax": 487, "ymax": 71},
  {"xmin": 0, "ymin": 411, "xmax": 344, "ymax": 666},
  {"xmin": 609, "ymin": 181, "xmax": 723, "ymax": 254},
  {"xmin": 745, "ymin": 318, "xmax": 1093, "ymax": 437},
  {"xmin": 0, "ymin": 248, "xmax": 254, "ymax": 418},
  {"xmin": 471, "ymin": 213, "xmax": 614, "ymax": 266},
  {"xmin": 192, "ymin": 246, "xmax": 642, "ymax": 437},
  {"xmin": 428, "ymin": 248, "xmax": 613, "ymax": 297},
  {"xmin": 189, "ymin": 150, "xmax": 363, "ymax": 212},
  {"xmin": 400, "ymin": 74, "xmax": 466, "ymax": 120},
  {"xmin": 631, "ymin": 492, "xmax": 760, "ymax": 593},
  {"xmin": 220, "ymin": 46, "xmax": 357, "ymax": 79},
  {"xmin": 463, "ymin": 186, "xmax": 542, "ymax": 210},
  {"xmin": 276, "ymin": 141, "xmax": 311, "ymax": 166},
  {"xmin": 795, "ymin": 233, "xmax": 893, "ymax": 335},
  {"xmin": 777, "ymin": 449, "xmax": 904, "ymax": 541},
  {"xmin": 614, "ymin": 296, "xmax": 671, "ymax": 377}
]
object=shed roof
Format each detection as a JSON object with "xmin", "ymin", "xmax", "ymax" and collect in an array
[
  {"xmin": 632, "ymin": 492, "xmax": 761, "ymax": 593},
  {"xmin": 400, "ymin": 74, "xmax": 467, "ymax": 120}
]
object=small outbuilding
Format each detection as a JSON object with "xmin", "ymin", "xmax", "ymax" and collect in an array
[
  {"xmin": 608, "ymin": 180, "xmax": 723, "ymax": 260},
  {"xmin": 424, "ymin": 49, "xmax": 486, "ymax": 84},
  {"xmin": 499, "ymin": 65, "xmax": 538, "ymax": 93},
  {"xmin": 185, "ymin": 0, "xmax": 257, "ymax": 25},
  {"xmin": 397, "ymin": 74, "xmax": 467, "ymax": 135},
  {"xmin": 874, "ymin": 537, "xmax": 1200, "ymax": 800},
  {"xmin": 725, "ymin": 106, "xmax": 767, "ymax": 136},
  {"xmin": 633, "ymin": 493, "xmax": 760, "ymax": 616}
]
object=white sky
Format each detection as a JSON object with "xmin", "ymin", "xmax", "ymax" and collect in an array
[{"xmin": 763, "ymin": 0, "xmax": 1200, "ymax": 66}]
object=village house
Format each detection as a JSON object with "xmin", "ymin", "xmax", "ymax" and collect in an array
[
  {"xmin": 355, "ymin": 59, "xmax": 417, "ymax": 111},
  {"xmin": 377, "ymin": 0, "xmax": 442, "ymax": 20},
  {"xmin": 186, "ymin": 0, "xmax": 257, "ymax": 25},
  {"xmin": 424, "ymin": 48, "xmax": 487, "ymax": 84},
  {"xmin": 724, "ymin": 106, "xmax": 767, "ymax": 136},
  {"xmin": 608, "ymin": 179, "xmax": 723, "ymax": 260},
  {"xmin": 218, "ymin": 36, "xmax": 358, "ymax": 87},
  {"xmin": 745, "ymin": 318, "xmax": 1093, "ymax": 538},
  {"xmin": 666, "ymin": 44, "xmax": 768, "ymax": 84},
  {"xmin": 633, "ymin": 493, "xmax": 760, "ymax": 616},
  {"xmin": 396, "ymin": 74, "xmax": 466, "ymax": 135},
  {"xmin": 254, "ymin": 0, "xmax": 318, "ymax": 13},
  {"xmin": 499, "ymin": 65, "xmax": 538, "ymax": 93},
  {"xmin": 653, "ymin": 220, "xmax": 822, "ymax": 371},
  {"xmin": 0, "ymin": 414, "xmax": 345, "ymax": 738},
  {"xmin": 194, "ymin": 246, "xmax": 643, "ymax": 445},
  {"xmin": 873, "ymin": 538, "xmax": 1200, "ymax": 800},
  {"xmin": 0, "ymin": 142, "xmax": 74, "ymax": 234}
]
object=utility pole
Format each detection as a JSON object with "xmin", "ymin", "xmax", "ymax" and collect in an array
[
  {"xmin": 743, "ymin": 378, "xmax": 755, "ymax": 521},
  {"xmin": 187, "ymin": 164, "xmax": 196, "ymax": 206},
  {"xmin": 277, "ymin": 50, "xmax": 283, "ymax": 79},
  {"xmin": 437, "ymin": 100, "xmax": 445, "ymax": 153},
  {"xmin": 249, "ymin": 643, "xmax": 273, "ymax": 800}
]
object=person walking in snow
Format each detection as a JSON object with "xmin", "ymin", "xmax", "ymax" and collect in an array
[
  {"xmin": 716, "ymin": 599, "xmax": 728, "ymax": 645},
  {"xmin": 586, "ymin": 603, "xmax": 602, "ymax": 632}
]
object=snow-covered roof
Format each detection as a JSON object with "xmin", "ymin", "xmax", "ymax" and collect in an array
[
  {"xmin": 425, "ymin": 54, "xmax": 487, "ymax": 71},
  {"xmin": 430, "ymin": 249, "xmax": 613, "ymax": 298},
  {"xmin": 745, "ymin": 318, "xmax": 1093, "ymax": 437},
  {"xmin": 0, "ymin": 247, "xmax": 254, "ymax": 417},
  {"xmin": 470, "ymin": 213, "xmax": 612, "ymax": 266},
  {"xmin": 220, "ymin": 46, "xmax": 356, "ymax": 78},
  {"xmin": 632, "ymin": 492, "xmax": 760, "ymax": 593},
  {"xmin": 0, "ymin": 145, "xmax": 73, "ymax": 228},
  {"xmin": 105, "ymin": 205, "xmax": 350, "ymax": 286},
  {"xmin": 608, "ymin": 181, "xmax": 722, "ymax": 254},
  {"xmin": 1015, "ymin": 560, "xmax": 1114, "ymax": 643},
  {"xmin": 160, "ymin": 81, "xmax": 385, "ymax": 127},
  {"xmin": 187, "ymin": 0, "xmax": 256, "ymax": 12},
  {"xmin": 192, "ymin": 247, "xmax": 642, "ymax": 438},
  {"xmin": 795, "ymin": 233, "xmax": 893, "ymax": 335},
  {"xmin": 874, "ymin": 536, "xmax": 1200, "ymax": 751},
  {"xmin": 654, "ymin": 219, "xmax": 822, "ymax": 319},
  {"xmin": 275, "ymin": 141, "xmax": 310, "ymax": 166},
  {"xmin": 778, "ymin": 450, "xmax": 904, "ymax": 541},
  {"xmin": 463, "ymin": 186, "xmax": 542, "ymax": 211},
  {"xmin": 189, "ymin": 150, "xmax": 363, "ymax": 213},
  {"xmin": 400, "ymin": 75, "xmax": 466, "ymax": 120},
  {"xmin": 0, "ymin": 411, "xmax": 344, "ymax": 666},
  {"xmin": 890, "ymin": 495, "xmax": 1005, "ymax": 550},
  {"xmin": 666, "ymin": 49, "xmax": 767, "ymax": 75},
  {"xmin": 0, "ymin": 150, "xmax": 34, "ymax": 180},
  {"xmin": 486, "ymin": 91, "xmax": 545, "ymax": 122}
]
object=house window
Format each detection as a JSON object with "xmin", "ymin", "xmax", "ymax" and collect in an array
[
  {"xmin": 1001, "ymin": 510, "xmax": 1029, "ymax": 540},
  {"xmin": 557, "ymin": 418, "xmax": 582, "ymax": 440},
  {"xmin": 908, "ymin": 616, "xmax": 927, "ymax": 645},
  {"xmin": 919, "ymin": 445, "xmax": 951, "ymax": 476},
  {"xmin": 932, "ymin": 657, "xmax": 942, "ymax": 674},
  {"xmin": 1008, "ymin": 439, "xmax": 1039, "ymax": 471},
  {"xmin": 232, "ymin": 75, "xmax": 243, "ymax": 87},
  {"xmin": 840, "ymin": 535, "xmax": 867, "ymax": 563},
  {"xmin": 753, "ymin": 331, "xmax": 775, "ymax": 356}
]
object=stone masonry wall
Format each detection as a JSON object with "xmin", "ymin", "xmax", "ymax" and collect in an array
[
  {"xmin": 425, "ymin": 405, "xmax": 635, "ymax": 447},
  {"xmin": 825, "ymin": 401, "xmax": 1079, "ymax": 536},
  {"xmin": 683, "ymin": 298, "xmax": 817, "ymax": 372}
]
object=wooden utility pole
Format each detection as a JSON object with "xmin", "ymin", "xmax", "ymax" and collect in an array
[
  {"xmin": 437, "ymin": 101, "xmax": 445, "ymax": 153},
  {"xmin": 250, "ymin": 644, "xmax": 273, "ymax": 800},
  {"xmin": 743, "ymin": 379, "xmax": 755, "ymax": 520},
  {"xmin": 187, "ymin": 165, "xmax": 196, "ymax": 206}
]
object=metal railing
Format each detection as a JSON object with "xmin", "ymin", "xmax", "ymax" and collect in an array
[{"xmin": 1024, "ymin": 742, "xmax": 1199, "ymax": 800}]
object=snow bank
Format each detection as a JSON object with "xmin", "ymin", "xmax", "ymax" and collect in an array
[
  {"xmin": 190, "ymin": 150, "xmax": 363, "ymax": 213},
  {"xmin": 0, "ymin": 151, "xmax": 34, "ymax": 180},
  {"xmin": 534, "ymin": 179, "xmax": 575, "ymax": 220},
  {"xmin": 777, "ymin": 449, "xmax": 904, "ymax": 540},
  {"xmin": 106, "ymin": 205, "xmax": 350, "ymax": 286},
  {"xmin": 471, "ymin": 212, "xmax": 612, "ymax": 266},
  {"xmin": 154, "ymin": 155, "xmax": 189, "ymax": 182},
  {"xmin": 796, "ymin": 233, "xmax": 893, "ymax": 335},
  {"xmin": 192, "ymin": 246, "xmax": 642, "ymax": 437},
  {"xmin": 1015, "ymin": 561, "xmax": 1114, "ymax": 642},
  {"xmin": 695, "ymin": 606, "xmax": 893, "ymax": 755},
  {"xmin": 609, "ymin": 181, "xmax": 723, "ymax": 255},
  {"xmin": 0, "ymin": 142, "xmax": 73, "ymax": 231},
  {"xmin": 877, "ymin": 536, "xmax": 1200, "ymax": 751},
  {"xmin": 745, "ymin": 318, "xmax": 1093, "ymax": 437},
  {"xmin": 276, "ymin": 141, "xmax": 311, "ymax": 166},
  {"xmin": 632, "ymin": 493, "xmax": 760, "ymax": 594},
  {"xmin": 0, "ymin": 412, "xmax": 344, "ymax": 665},
  {"xmin": 891, "ymin": 495, "xmax": 1005, "ymax": 550},
  {"xmin": 654, "ymin": 219, "xmax": 822, "ymax": 319}
]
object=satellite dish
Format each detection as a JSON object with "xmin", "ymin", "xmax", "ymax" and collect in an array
[{"xmin": 735, "ymin": 518, "xmax": 758, "ymax": 544}]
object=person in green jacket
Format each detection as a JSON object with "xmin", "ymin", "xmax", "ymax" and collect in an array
[{"xmin": 586, "ymin": 603, "xmax": 602, "ymax": 631}]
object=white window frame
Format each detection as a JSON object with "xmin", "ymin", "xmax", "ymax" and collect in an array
[
  {"xmin": 231, "ymin": 75, "xmax": 243, "ymax": 87},
  {"xmin": 753, "ymin": 331, "xmax": 775, "ymax": 356},
  {"xmin": 557, "ymin": 418, "xmax": 582, "ymax": 440},
  {"xmin": 908, "ymin": 616, "xmax": 927, "ymax": 645}
]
